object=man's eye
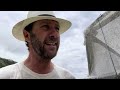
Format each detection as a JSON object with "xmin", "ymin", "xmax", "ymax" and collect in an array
[
  {"xmin": 55, "ymin": 27, "xmax": 60, "ymax": 31},
  {"xmin": 41, "ymin": 25, "xmax": 49, "ymax": 29}
]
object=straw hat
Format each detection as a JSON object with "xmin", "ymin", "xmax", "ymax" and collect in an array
[{"xmin": 12, "ymin": 11, "xmax": 72, "ymax": 41}]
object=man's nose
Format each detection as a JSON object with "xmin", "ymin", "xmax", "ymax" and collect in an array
[{"xmin": 49, "ymin": 28, "xmax": 59, "ymax": 39}]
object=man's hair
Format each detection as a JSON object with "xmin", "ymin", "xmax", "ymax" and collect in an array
[
  {"xmin": 24, "ymin": 22, "xmax": 34, "ymax": 32},
  {"xmin": 24, "ymin": 22, "xmax": 34, "ymax": 51}
]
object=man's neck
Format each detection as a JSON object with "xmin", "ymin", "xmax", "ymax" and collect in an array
[{"xmin": 24, "ymin": 52, "xmax": 54, "ymax": 74}]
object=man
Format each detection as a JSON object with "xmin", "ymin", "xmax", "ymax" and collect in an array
[{"xmin": 0, "ymin": 11, "xmax": 75, "ymax": 79}]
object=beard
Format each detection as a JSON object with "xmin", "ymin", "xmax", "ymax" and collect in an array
[{"xmin": 30, "ymin": 32, "xmax": 59, "ymax": 60}]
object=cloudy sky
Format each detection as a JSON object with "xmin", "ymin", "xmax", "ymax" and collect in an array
[{"xmin": 0, "ymin": 11, "xmax": 105, "ymax": 79}]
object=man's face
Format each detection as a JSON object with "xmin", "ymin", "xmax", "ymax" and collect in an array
[{"xmin": 30, "ymin": 19, "xmax": 60, "ymax": 60}]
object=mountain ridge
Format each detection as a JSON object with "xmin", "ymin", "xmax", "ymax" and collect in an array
[{"xmin": 0, "ymin": 57, "xmax": 16, "ymax": 68}]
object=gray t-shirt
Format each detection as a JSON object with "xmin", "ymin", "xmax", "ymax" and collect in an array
[{"xmin": 0, "ymin": 61, "xmax": 75, "ymax": 79}]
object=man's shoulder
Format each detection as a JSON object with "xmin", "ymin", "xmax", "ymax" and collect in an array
[
  {"xmin": 0, "ymin": 63, "xmax": 19, "ymax": 79},
  {"xmin": 54, "ymin": 65, "xmax": 76, "ymax": 79}
]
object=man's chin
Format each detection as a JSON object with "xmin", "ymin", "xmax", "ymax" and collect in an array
[
  {"xmin": 44, "ymin": 52, "xmax": 57, "ymax": 59},
  {"xmin": 43, "ymin": 46, "xmax": 58, "ymax": 59},
  {"xmin": 48, "ymin": 53, "xmax": 57, "ymax": 59}
]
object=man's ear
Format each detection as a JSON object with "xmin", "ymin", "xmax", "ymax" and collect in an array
[{"xmin": 23, "ymin": 30, "xmax": 30, "ymax": 42}]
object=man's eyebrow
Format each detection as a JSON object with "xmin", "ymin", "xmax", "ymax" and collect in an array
[
  {"xmin": 39, "ymin": 22, "xmax": 60, "ymax": 27},
  {"xmin": 55, "ymin": 24, "xmax": 60, "ymax": 28}
]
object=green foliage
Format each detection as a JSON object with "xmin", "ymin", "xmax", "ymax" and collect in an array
[{"xmin": 0, "ymin": 57, "xmax": 16, "ymax": 68}]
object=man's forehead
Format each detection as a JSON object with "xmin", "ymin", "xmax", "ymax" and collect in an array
[{"xmin": 37, "ymin": 19, "xmax": 59, "ymax": 25}]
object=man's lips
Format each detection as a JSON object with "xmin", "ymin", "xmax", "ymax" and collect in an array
[{"xmin": 45, "ymin": 42, "xmax": 57, "ymax": 46}]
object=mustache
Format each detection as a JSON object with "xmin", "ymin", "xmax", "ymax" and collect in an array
[
  {"xmin": 45, "ymin": 36, "xmax": 59, "ymax": 43},
  {"xmin": 49, "ymin": 35, "xmax": 59, "ymax": 40}
]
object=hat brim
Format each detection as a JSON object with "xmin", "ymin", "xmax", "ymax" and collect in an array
[{"xmin": 12, "ymin": 16, "xmax": 72, "ymax": 41}]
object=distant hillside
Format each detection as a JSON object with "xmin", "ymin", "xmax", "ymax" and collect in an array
[{"xmin": 0, "ymin": 57, "xmax": 17, "ymax": 68}]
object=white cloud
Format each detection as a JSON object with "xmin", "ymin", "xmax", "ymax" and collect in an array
[{"xmin": 0, "ymin": 11, "xmax": 105, "ymax": 78}]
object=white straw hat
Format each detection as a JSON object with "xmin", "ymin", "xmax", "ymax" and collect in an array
[{"xmin": 12, "ymin": 11, "xmax": 72, "ymax": 41}]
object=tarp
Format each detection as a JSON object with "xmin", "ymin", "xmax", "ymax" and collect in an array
[{"xmin": 84, "ymin": 11, "xmax": 120, "ymax": 79}]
